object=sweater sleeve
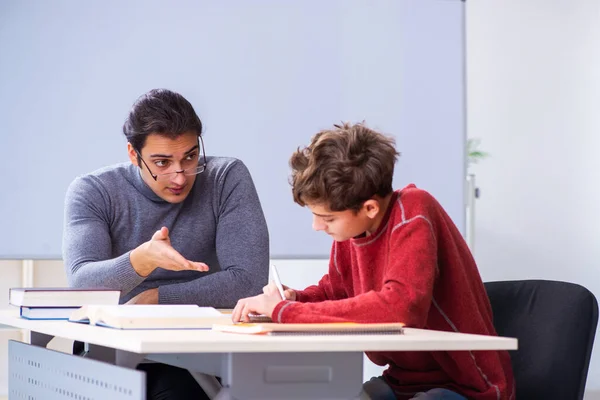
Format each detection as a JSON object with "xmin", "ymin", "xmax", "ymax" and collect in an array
[
  {"xmin": 62, "ymin": 176, "xmax": 145, "ymax": 298},
  {"xmin": 295, "ymin": 275, "xmax": 336, "ymax": 302},
  {"xmin": 159, "ymin": 160, "xmax": 269, "ymax": 308},
  {"xmin": 272, "ymin": 217, "xmax": 437, "ymax": 326},
  {"xmin": 295, "ymin": 244, "xmax": 348, "ymax": 302}
]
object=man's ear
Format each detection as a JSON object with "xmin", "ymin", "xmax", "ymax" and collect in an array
[
  {"xmin": 362, "ymin": 199, "xmax": 380, "ymax": 219},
  {"xmin": 127, "ymin": 142, "xmax": 139, "ymax": 167}
]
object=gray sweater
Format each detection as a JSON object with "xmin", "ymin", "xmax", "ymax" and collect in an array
[{"xmin": 62, "ymin": 157, "xmax": 269, "ymax": 307}]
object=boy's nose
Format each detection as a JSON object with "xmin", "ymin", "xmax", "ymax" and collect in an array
[{"xmin": 312, "ymin": 217, "xmax": 325, "ymax": 231}]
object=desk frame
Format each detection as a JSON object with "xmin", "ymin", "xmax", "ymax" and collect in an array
[{"xmin": 1, "ymin": 311, "xmax": 517, "ymax": 400}]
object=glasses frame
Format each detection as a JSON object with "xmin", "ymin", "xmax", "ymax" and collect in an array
[{"xmin": 136, "ymin": 136, "xmax": 207, "ymax": 182}]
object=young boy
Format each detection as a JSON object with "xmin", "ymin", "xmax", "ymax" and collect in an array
[{"xmin": 232, "ymin": 122, "xmax": 514, "ymax": 400}]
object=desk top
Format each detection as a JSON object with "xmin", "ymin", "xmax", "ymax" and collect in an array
[{"xmin": 0, "ymin": 310, "xmax": 517, "ymax": 355}]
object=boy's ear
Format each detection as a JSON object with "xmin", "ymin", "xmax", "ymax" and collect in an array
[{"xmin": 363, "ymin": 199, "xmax": 380, "ymax": 219}]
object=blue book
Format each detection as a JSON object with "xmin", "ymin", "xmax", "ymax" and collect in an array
[{"xmin": 20, "ymin": 306, "xmax": 79, "ymax": 320}]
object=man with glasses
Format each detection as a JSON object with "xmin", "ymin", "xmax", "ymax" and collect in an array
[{"xmin": 62, "ymin": 88, "xmax": 269, "ymax": 399}]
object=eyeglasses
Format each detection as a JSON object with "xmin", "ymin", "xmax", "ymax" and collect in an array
[{"xmin": 136, "ymin": 136, "xmax": 207, "ymax": 182}]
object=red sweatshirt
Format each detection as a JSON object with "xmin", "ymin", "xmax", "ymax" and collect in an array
[{"xmin": 272, "ymin": 185, "xmax": 514, "ymax": 400}]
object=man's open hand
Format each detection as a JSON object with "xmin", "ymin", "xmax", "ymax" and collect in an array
[{"xmin": 130, "ymin": 227, "xmax": 209, "ymax": 277}]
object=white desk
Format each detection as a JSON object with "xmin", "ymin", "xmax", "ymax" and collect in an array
[{"xmin": 0, "ymin": 310, "xmax": 517, "ymax": 399}]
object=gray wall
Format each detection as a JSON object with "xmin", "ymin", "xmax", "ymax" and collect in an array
[{"xmin": 0, "ymin": 0, "xmax": 466, "ymax": 259}]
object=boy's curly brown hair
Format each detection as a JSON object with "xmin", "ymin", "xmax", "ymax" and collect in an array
[{"xmin": 290, "ymin": 122, "xmax": 399, "ymax": 212}]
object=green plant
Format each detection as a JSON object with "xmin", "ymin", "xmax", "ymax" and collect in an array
[{"xmin": 467, "ymin": 138, "xmax": 489, "ymax": 166}]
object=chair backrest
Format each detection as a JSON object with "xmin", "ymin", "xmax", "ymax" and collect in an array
[{"xmin": 484, "ymin": 280, "xmax": 598, "ymax": 400}]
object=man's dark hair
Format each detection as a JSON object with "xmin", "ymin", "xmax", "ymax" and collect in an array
[{"xmin": 123, "ymin": 89, "xmax": 203, "ymax": 152}]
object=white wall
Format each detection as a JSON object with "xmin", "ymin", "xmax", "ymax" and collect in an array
[{"xmin": 467, "ymin": 0, "xmax": 600, "ymax": 397}]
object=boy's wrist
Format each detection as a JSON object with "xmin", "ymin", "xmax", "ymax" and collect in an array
[{"xmin": 270, "ymin": 299, "xmax": 290, "ymax": 322}]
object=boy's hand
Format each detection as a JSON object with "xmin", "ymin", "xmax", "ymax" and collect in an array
[
  {"xmin": 232, "ymin": 292, "xmax": 284, "ymax": 323},
  {"xmin": 262, "ymin": 282, "xmax": 297, "ymax": 301},
  {"xmin": 130, "ymin": 227, "xmax": 209, "ymax": 277}
]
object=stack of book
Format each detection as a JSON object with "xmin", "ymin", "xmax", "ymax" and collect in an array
[{"xmin": 9, "ymin": 287, "xmax": 121, "ymax": 320}]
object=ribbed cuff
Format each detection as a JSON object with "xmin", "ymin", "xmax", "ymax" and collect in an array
[
  {"xmin": 272, "ymin": 300, "xmax": 295, "ymax": 323},
  {"xmin": 158, "ymin": 283, "xmax": 182, "ymax": 305},
  {"xmin": 114, "ymin": 251, "xmax": 146, "ymax": 296}
]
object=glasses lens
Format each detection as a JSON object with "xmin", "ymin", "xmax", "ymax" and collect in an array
[
  {"xmin": 183, "ymin": 165, "xmax": 206, "ymax": 176},
  {"xmin": 155, "ymin": 164, "xmax": 205, "ymax": 181},
  {"xmin": 155, "ymin": 172, "xmax": 177, "ymax": 182}
]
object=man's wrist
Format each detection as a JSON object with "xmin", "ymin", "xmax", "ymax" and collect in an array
[{"xmin": 130, "ymin": 245, "xmax": 152, "ymax": 277}]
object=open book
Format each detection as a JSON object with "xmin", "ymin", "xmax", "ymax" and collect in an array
[
  {"xmin": 212, "ymin": 322, "xmax": 405, "ymax": 335},
  {"xmin": 69, "ymin": 305, "xmax": 232, "ymax": 329}
]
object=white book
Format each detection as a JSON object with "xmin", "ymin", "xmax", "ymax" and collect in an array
[
  {"xmin": 69, "ymin": 305, "xmax": 232, "ymax": 329},
  {"xmin": 9, "ymin": 287, "xmax": 120, "ymax": 307}
]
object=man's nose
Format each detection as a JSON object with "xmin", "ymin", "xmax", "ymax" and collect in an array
[{"xmin": 170, "ymin": 171, "xmax": 187, "ymax": 185}]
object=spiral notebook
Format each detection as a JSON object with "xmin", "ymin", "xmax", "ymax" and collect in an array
[{"xmin": 212, "ymin": 322, "xmax": 405, "ymax": 336}]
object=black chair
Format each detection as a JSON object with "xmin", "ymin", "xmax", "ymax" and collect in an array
[{"xmin": 484, "ymin": 280, "xmax": 598, "ymax": 400}]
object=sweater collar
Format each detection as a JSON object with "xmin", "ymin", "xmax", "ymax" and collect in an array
[
  {"xmin": 350, "ymin": 191, "xmax": 399, "ymax": 246},
  {"xmin": 128, "ymin": 163, "xmax": 168, "ymax": 203}
]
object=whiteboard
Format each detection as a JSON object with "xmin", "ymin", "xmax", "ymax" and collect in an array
[{"xmin": 0, "ymin": 0, "xmax": 466, "ymax": 259}]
